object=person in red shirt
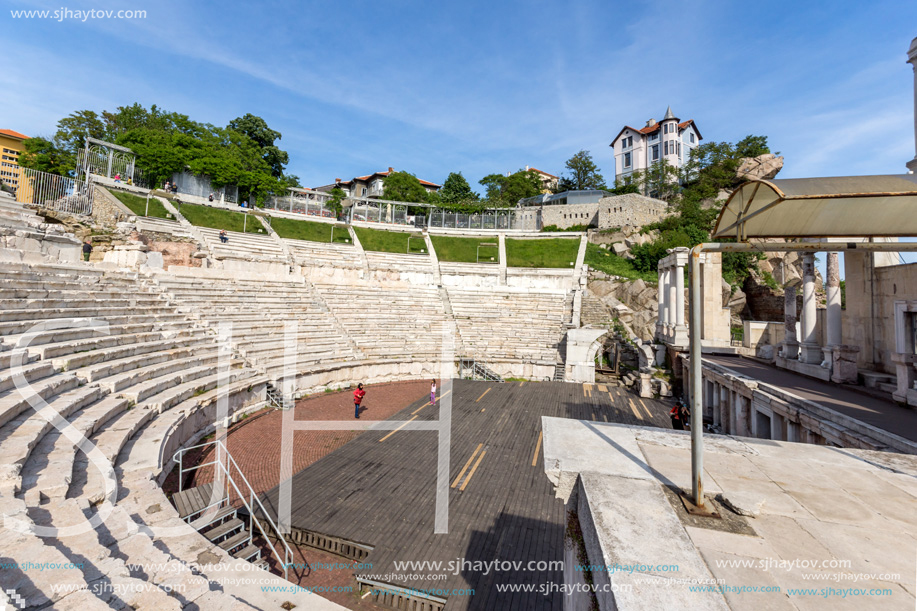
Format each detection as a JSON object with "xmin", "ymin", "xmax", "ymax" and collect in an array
[{"xmin": 353, "ymin": 383, "xmax": 366, "ymax": 419}]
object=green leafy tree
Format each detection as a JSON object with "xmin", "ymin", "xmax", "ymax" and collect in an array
[
  {"xmin": 227, "ymin": 113, "xmax": 290, "ymax": 178},
  {"xmin": 479, "ymin": 169, "xmax": 543, "ymax": 206},
  {"xmin": 382, "ymin": 171, "xmax": 429, "ymax": 203},
  {"xmin": 327, "ymin": 187, "xmax": 345, "ymax": 218},
  {"xmin": 630, "ymin": 159, "xmax": 680, "ymax": 202},
  {"xmin": 54, "ymin": 110, "xmax": 107, "ymax": 156},
  {"xmin": 628, "ymin": 134, "xmax": 773, "ymax": 280},
  {"xmin": 439, "ymin": 172, "xmax": 478, "ymax": 204},
  {"xmin": 558, "ymin": 150, "xmax": 606, "ymax": 191},
  {"xmin": 18, "ymin": 137, "xmax": 72, "ymax": 176}
]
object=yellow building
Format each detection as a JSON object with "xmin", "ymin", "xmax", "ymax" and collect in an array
[{"xmin": 0, "ymin": 129, "xmax": 29, "ymax": 192}]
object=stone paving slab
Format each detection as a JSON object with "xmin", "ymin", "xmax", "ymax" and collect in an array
[{"xmin": 542, "ymin": 416, "xmax": 917, "ymax": 610}]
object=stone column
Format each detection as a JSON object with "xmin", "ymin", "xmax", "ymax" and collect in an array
[
  {"xmin": 786, "ymin": 421, "xmax": 800, "ymax": 443},
  {"xmin": 783, "ymin": 286, "xmax": 799, "ymax": 359},
  {"xmin": 711, "ymin": 381, "xmax": 720, "ymax": 427},
  {"xmin": 675, "ymin": 262, "xmax": 686, "ymax": 328},
  {"xmin": 908, "ymin": 37, "xmax": 917, "ymax": 173},
  {"xmin": 660, "ymin": 267, "xmax": 670, "ymax": 334},
  {"xmin": 771, "ymin": 412, "xmax": 785, "ymax": 441},
  {"xmin": 667, "ymin": 265, "xmax": 678, "ymax": 329},
  {"xmin": 799, "ymin": 252, "xmax": 822, "ymax": 364},
  {"xmin": 736, "ymin": 394, "xmax": 750, "ymax": 437},
  {"xmin": 826, "ymin": 252, "xmax": 842, "ymax": 346},
  {"xmin": 720, "ymin": 386, "xmax": 730, "ymax": 433}
]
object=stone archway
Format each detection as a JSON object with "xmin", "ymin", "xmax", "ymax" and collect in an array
[{"xmin": 564, "ymin": 327, "xmax": 611, "ymax": 383}]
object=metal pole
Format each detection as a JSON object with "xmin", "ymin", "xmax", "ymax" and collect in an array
[
  {"xmin": 145, "ymin": 193, "xmax": 150, "ymax": 217},
  {"xmin": 243, "ymin": 213, "xmax": 247, "ymax": 233},
  {"xmin": 689, "ymin": 244, "xmax": 704, "ymax": 508}
]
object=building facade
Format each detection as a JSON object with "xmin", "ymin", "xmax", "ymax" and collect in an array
[
  {"xmin": 609, "ymin": 107, "xmax": 701, "ymax": 182},
  {"xmin": 0, "ymin": 129, "xmax": 28, "ymax": 192},
  {"xmin": 524, "ymin": 166, "xmax": 558, "ymax": 193},
  {"xmin": 317, "ymin": 167, "xmax": 441, "ymax": 199}
]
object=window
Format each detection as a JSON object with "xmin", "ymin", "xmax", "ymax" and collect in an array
[
  {"xmin": 649, "ymin": 132, "xmax": 658, "ymax": 141},
  {"xmin": 677, "ymin": 142, "xmax": 681, "ymax": 157},
  {"xmin": 690, "ymin": 132, "xmax": 695, "ymax": 144},
  {"xmin": 361, "ymin": 187, "xmax": 367, "ymax": 196},
  {"xmin": 652, "ymin": 144, "xmax": 659, "ymax": 161},
  {"xmin": 624, "ymin": 152, "xmax": 632, "ymax": 168},
  {"xmin": 621, "ymin": 136, "xmax": 633, "ymax": 149},
  {"xmin": 663, "ymin": 142, "xmax": 668, "ymax": 156}
]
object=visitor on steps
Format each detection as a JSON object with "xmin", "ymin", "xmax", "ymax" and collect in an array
[
  {"xmin": 669, "ymin": 399, "xmax": 687, "ymax": 431},
  {"xmin": 354, "ymin": 383, "xmax": 366, "ymax": 418},
  {"xmin": 113, "ymin": 173, "xmax": 121, "ymax": 183},
  {"xmin": 208, "ymin": 192, "xmax": 214, "ymax": 202},
  {"xmin": 219, "ymin": 230, "xmax": 228, "ymax": 243},
  {"xmin": 82, "ymin": 241, "xmax": 92, "ymax": 262},
  {"xmin": 164, "ymin": 181, "xmax": 170, "ymax": 192},
  {"xmin": 430, "ymin": 379, "xmax": 437, "ymax": 405}
]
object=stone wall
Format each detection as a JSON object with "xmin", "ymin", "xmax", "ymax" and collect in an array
[
  {"xmin": 845, "ymin": 257, "xmax": 917, "ymax": 374},
  {"xmin": 91, "ymin": 186, "xmax": 135, "ymax": 226},
  {"xmin": 540, "ymin": 203, "xmax": 598, "ymax": 229},
  {"xmin": 539, "ymin": 193, "xmax": 671, "ymax": 231},
  {"xmin": 596, "ymin": 193, "xmax": 670, "ymax": 229}
]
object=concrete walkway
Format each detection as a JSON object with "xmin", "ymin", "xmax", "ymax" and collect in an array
[{"xmin": 705, "ymin": 355, "xmax": 917, "ymax": 443}]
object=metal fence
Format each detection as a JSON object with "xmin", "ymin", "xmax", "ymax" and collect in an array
[
  {"xmin": 265, "ymin": 189, "xmax": 337, "ymax": 218},
  {"xmin": 15, "ymin": 167, "xmax": 94, "ymax": 215},
  {"xmin": 76, "ymin": 145, "xmax": 151, "ymax": 188},
  {"xmin": 428, "ymin": 210, "xmax": 519, "ymax": 230}
]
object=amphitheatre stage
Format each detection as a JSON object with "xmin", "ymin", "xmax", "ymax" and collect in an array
[{"xmin": 257, "ymin": 379, "xmax": 672, "ymax": 610}]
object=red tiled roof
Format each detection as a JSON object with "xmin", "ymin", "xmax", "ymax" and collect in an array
[
  {"xmin": 527, "ymin": 168, "xmax": 558, "ymax": 179},
  {"xmin": 610, "ymin": 119, "xmax": 701, "ymax": 146},
  {"xmin": 337, "ymin": 169, "xmax": 441, "ymax": 189},
  {"xmin": 0, "ymin": 129, "xmax": 29, "ymax": 140}
]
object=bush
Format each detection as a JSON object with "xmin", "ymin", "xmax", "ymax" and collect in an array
[{"xmin": 542, "ymin": 224, "xmax": 590, "ymax": 232}]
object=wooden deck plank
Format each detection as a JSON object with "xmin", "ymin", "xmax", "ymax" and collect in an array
[{"xmin": 257, "ymin": 380, "xmax": 667, "ymax": 609}]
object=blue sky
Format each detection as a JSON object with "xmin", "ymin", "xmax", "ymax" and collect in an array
[{"xmin": 3, "ymin": 0, "xmax": 916, "ymax": 192}]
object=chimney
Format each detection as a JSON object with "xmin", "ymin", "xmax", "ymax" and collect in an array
[
  {"xmin": 646, "ymin": 119, "xmax": 657, "ymax": 127},
  {"xmin": 388, "ymin": 167, "xmax": 394, "ymax": 172},
  {"xmin": 525, "ymin": 165, "xmax": 529, "ymax": 171},
  {"xmin": 335, "ymin": 178, "xmax": 340, "ymax": 182}
]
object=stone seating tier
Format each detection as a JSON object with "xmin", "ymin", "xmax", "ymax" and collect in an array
[{"xmin": 0, "ymin": 263, "xmax": 340, "ymax": 608}]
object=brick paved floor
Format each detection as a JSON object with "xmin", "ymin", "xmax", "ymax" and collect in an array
[{"xmin": 179, "ymin": 380, "xmax": 429, "ymax": 610}]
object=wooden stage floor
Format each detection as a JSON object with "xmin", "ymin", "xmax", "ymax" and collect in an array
[{"xmin": 260, "ymin": 380, "xmax": 673, "ymax": 610}]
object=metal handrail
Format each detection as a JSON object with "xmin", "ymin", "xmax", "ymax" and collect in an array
[{"xmin": 174, "ymin": 439, "xmax": 295, "ymax": 580}]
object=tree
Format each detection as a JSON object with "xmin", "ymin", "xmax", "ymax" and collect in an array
[
  {"xmin": 227, "ymin": 114, "xmax": 290, "ymax": 178},
  {"xmin": 479, "ymin": 169, "xmax": 543, "ymax": 206},
  {"xmin": 558, "ymin": 150, "xmax": 606, "ymax": 191},
  {"xmin": 54, "ymin": 110, "xmax": 107, "ymax": 156},
  {"xmin": 735, "ymin": 135, "xmax": 771, "ymax": 158},
  {"xmin": 631, "ymin": 159, "xmax": 680, "ymax": 202},
  {"xmin": 18, "ymin": 137, "xmax": 72, "ymax": 176},
  {"xmin": 327, "ymin": 187, "xmax": 345, "ymax": 218},
  {"xmin": 382, "ymin": 171, "xmax": 429, "ymax": 203},
  {"xmin": 439, "ymin": 172, "xmax": 478, "ymax": 204}
]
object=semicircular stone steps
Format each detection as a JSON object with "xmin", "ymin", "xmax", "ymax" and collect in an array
[{"xmin": 0, "ymin": 263, "xmax": 343, "ymax": 609}]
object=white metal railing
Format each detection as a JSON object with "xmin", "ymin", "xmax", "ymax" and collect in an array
[
  {"xmin": 16, "ymin": 167, "xmax": 94, "ymax": 215},
  {"xmin": 174, "ymin": 439, "xmax": 295, "ymax": 579}
]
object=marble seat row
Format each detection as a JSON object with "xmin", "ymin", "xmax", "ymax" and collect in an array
[{"xmin": 0, "ymin": 263, "xmax": 337, "ymax": 608}]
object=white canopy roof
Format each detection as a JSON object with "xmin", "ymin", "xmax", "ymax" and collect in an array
[{"xmin": 713, "ymin": 175, "xmax": 917, "ymax": 239}]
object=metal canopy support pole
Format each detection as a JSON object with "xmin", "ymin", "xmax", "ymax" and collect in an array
[{"xmin": 689, "ymin": 245, "xmax": 704, "ymax": 507}]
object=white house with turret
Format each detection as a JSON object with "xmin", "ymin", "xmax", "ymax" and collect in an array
[{"xmin": 609, "ymin": 107, "xmax": 702, "ymax": 182}]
